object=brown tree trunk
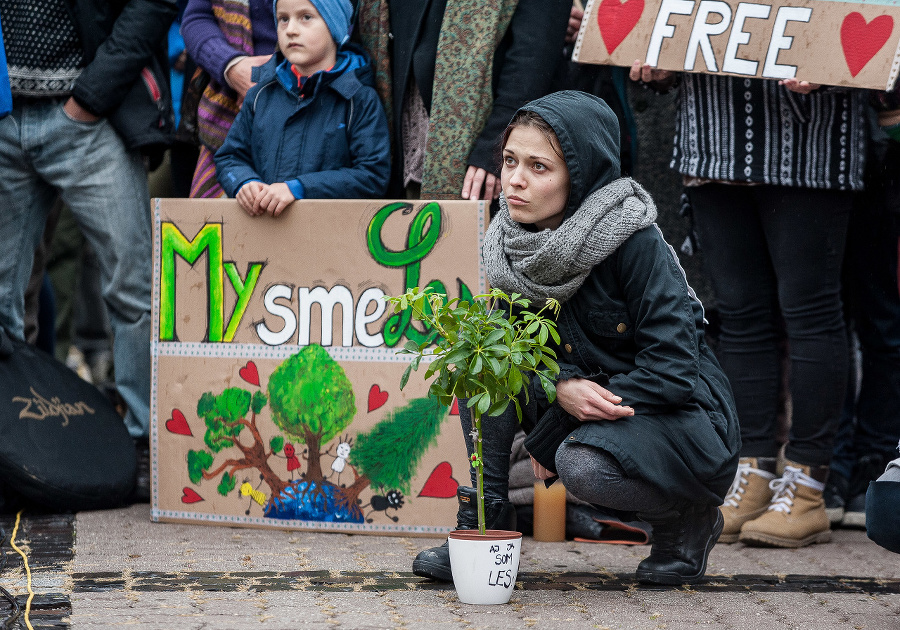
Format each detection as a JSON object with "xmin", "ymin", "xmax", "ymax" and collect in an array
[
  {"xmin": 336, "ymin": 474, "xmax": 369, "ymax": 521},
  {"xmin": 246, "ymin": 437, "xmax": 287, "ymax": 498},
  {"xmin": 302, "ymin": 427, "xmax": 324, "ymax": 482}
]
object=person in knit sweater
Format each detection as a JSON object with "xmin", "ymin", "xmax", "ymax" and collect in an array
[{"xmin": 0, "ymin": 0, "xmax": 175, "ymax": 442}]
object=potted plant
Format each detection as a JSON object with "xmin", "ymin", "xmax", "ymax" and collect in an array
[{"xmin": 388, "ymin": 287, "xmax": 561, "ymax": 604}]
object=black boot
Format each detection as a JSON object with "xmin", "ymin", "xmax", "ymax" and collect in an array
[
  {"xmin": 412, "ymin": 486, "xmax": 516, "ymax": 581},
  {"xmin": 635, "ymin": 504, "xmax": 723, "ymax": 585}
]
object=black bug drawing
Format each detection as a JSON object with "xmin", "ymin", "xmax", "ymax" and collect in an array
[{"xmin": 360, "ymin": 489, "xmax": 405, "ymax": 522}]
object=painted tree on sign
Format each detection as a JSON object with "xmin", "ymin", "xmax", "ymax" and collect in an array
[
  {"xmin": 338, "ymin": 396, "xmax": 448, "ymax": 512},
  {"xmin": 267, "ymin": 345, "xmax": 356, "ymax": 484},
  {"xmin": 186, "ymin": 386, "xmax": 287, "ymax": 498}
]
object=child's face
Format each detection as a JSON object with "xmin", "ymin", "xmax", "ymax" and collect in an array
[
  {"xmin": 276, "ymin": 0, "xmax": 337, "ymax": 77},
  {"xmin": 501, "ymin": 125, "xmax": 570, "ymax": 231}
]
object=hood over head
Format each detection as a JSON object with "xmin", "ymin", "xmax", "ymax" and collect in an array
[{"xmin": 512, "ymin": 91, "xmax": 620, "ymax": 220}]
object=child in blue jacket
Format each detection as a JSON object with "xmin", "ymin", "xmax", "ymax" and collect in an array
[{"xmin": 215, "ymin": 0, "xmax": 390, "ymax": 216}]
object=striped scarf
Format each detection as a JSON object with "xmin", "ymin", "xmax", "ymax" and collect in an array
[
  {"xmin": 190, "ymin": 0, "xmax": 254, "ymax": 198},
  {"xmin": 358, "ymin": 0, "xmax": 518, "ymax": 199}
]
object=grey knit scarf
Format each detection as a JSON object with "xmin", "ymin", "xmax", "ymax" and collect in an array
[{"xmin": 483, "ymin": 178, "xmax": 657, "ymax": 302}]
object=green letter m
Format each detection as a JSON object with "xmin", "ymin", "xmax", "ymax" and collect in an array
[{"xmin": 159, "ymin": 223, "xmax": 224, "ymax": 342}]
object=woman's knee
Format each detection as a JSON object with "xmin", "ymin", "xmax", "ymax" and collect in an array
[{"xmin": 555, "ymin": 443, "xmax": 625, "ymax": 490}]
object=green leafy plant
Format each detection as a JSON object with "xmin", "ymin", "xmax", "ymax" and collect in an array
[{"xmin": 388, "ymin": 287, "xmax": 561, "ymax": 534}]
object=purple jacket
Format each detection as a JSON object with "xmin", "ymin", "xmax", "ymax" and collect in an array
[{"xmin": 181, "ymin": 0, "xmax": 277, "ymax": 85}]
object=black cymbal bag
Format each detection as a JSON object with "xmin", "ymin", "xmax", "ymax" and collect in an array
[{"xmin": 0, "ymin": 328, "xmax": 136, "ymax": 511}]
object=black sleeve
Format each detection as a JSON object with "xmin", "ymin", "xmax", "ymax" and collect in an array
[
  {"xmin": 71, "ymin": 0, "xmax": 178, "ymax": 116},
  {"xmin": 466, "ymin": 0, "xmax": 571, "ymax": 174}
]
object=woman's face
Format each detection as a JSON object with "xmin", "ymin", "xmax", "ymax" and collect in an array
[{"xmin": 501, "ymin": 125, "xmax": 570, "ymax": 231}]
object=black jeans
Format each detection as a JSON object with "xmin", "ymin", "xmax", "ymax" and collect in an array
[
  {"xmin": 831, "ymin": 149, "xmax": 900, "ymax": 479},
  {"xmin": 689, "ymin": 184, "xmax": 852, "ymax": 467}
]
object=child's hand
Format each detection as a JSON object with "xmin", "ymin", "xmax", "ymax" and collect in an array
[
  {"xmin": 254, "ymin": 182, "xmax": 295, "ymax": 217},
  {"xmin": 237, "ymin": 181, "xmax": 266, "ymax": 216}
]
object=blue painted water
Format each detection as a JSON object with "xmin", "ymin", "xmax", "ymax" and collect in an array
[{"xmin": 264, "ymin": 479, "xmax": 364, "ymax": 523}]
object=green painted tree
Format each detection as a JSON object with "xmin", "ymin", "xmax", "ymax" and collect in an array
[
  {"xmin": 186, "ymin": 386, "xmax": 287, "ymax": 498},
  {"xmin": 339, "ymin": 396, "xmax": 448, "ymax": 512},
  {"xmin": 267, "ymin": 344, "xmax": 356, "ymax": 484}
]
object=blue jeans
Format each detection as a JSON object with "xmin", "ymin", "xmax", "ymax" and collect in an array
[
  {"xmin": 0, "ymin": 98, "xmax": 152, "ymax": 438},
  {"xmin": 689, "ymin": 184, "xmax": 852, "ymax": 466}
]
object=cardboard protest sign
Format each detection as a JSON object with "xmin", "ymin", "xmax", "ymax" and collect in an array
[
  {"xmin": 151, "ymin": 198, "xmax": 485, "ymax": 534},
  {"xmin": 572, "ymin": 0, "xmax": 900, "ymax": 90}
]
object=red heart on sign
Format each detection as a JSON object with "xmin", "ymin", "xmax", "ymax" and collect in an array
[
  {"xmin": 165, "ymin": 409, "xmax": 192, "ymax": 436},
  {"xmin": 418, "ymin": 462, "xmax": 460, "ymax": 498},
  {"xmin": 841, "ymin": 13, "xmax": 894, "ymax": 77},
  {"xmin": 368, "ymin": 384, "xmax": 389, "ymax": 412},
  {"xmin": 239, "ymin": 361, "xmax": 260, "ymax": 386},
  {"xmin": 597, "ymin": 0, "xmax": 645, "ymax": 55},
  {"xmin": 450, "ymin": 398, "xmax": 460, "ymax": 416},
  {"xmin": 181, "ymin": 487, "xmax": 204, "ymax": 503}
]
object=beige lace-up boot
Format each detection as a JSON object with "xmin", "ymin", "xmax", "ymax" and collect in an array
[
  {"xmin": 739, "ymin": 460, "xmax": 831, "ymax": 548},
  {"xmin": 719, "ymin": 457, "xmax": 778, "ymax": 543}
]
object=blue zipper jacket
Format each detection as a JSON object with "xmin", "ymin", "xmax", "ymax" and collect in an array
[{"xmin": 214, "ymin": 44, "xmax": 390, "ymax": 199}]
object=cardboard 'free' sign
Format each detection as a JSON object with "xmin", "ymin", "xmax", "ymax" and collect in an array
[
  {"xmin": 150, "ymin": 198, "xmax": 485, "ymax": 534},
  {"xmin": 572, "ymin": 0, "xmax": 900, "ymax": 90}
]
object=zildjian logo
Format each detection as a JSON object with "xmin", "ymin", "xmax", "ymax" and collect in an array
[{"xmin": 12, "ymin": 387, "xmax": 96, "ymax": 427}]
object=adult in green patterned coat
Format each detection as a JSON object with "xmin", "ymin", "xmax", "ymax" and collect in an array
[{"xmin": 356, "ymin": 0, "xmax": 570, "ymax": 200}]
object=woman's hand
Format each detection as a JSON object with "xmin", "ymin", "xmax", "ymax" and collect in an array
[
  {"xmin": 254, "ymin": 182, "xmax": 295, "ymax": 217},
  {"xmin": 530, "ymin": 456, "xmax": 555, "ymax": 480},
  {"xmin": 556, "ymin": 378, "xmax": 635, "ymax": 421},
  {"xmin": 462, "ymin": 166, "xmax": 502, "ymax": 201},
  {"xmin": 566, "ymin": 6, "xmax": 584, "ymax": 45},
  {"xmin": 236, "ymin": 181, "xmax": 265, "ymax": 215},
  {"xmin": 225, "ymin": 55, "xmax": 272, "ymax": 98},
  {"xmin": 629, "ymin": 59, "xmax": 675, "ymax": 85},
  {"xmin": 779, "ymin": 78, "xmax": 820, "ymax": 94}
]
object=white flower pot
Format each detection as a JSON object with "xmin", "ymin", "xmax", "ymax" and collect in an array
[{"xmin": 447, "ymin": 529, "xmax": 522, "ymax": 605}]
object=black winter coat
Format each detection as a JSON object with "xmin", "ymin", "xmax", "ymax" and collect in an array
[
  {"xmin": 509, "ymin": 92, "xmax": 741, "ymax": 507},
  {"xmin": 67, "ymin": 0, "xmax": 177, "ymax": 157}
]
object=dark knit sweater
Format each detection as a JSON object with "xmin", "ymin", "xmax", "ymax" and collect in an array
[
  {"xmin": 672, "ymin": 74, "xmax": 868, "ymax": 191},
  {"xmin": 0, "ymin": 0, "xmax": 84, "ymax": 96}
]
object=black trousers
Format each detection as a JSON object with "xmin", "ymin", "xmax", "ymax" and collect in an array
[{"xmin": 689, "ymin": 183, "xmax": 852, "ymax": 467}]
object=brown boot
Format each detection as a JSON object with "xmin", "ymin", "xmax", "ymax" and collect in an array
[
  {"xmin": 739, "ymin": 460, "xmax": 832, "ymax": 548},
  {"xmin": 719, "ymin": 457, "xmax": 777, "ymax": 543}
]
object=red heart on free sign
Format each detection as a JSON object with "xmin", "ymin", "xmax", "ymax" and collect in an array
[
  {"xmin": 368, "ymin": 384, "xmax": 389, "ymax": 412},
  {"xmin": 597, "ymin": 0, "xmax": 645, "ymax": 55},
  {"xmin": 239, "ymin": 361, "xmax": 260, "ymax": 386},
  {"xmin": 418, "ymin": 461, "xmax": 460, "ymax": 498},
  {"xmin": 181, "ymin": 487, "xmax": 204, "ymax": 503},
  {"xmin": 165, "ymin": 409, "xmax": 193, "ymax": 436},
  {"xmin": 841, "ymin": 13, "xmax": 894, "ymax": 77},
  {"xmin": 450, "ymin": 398, "xmax": 460, "ymax": 416}
]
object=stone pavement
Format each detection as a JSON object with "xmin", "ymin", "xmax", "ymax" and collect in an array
[{"xmin": 1, "ymin": 504, "xmax": 898, "ymax": 629}]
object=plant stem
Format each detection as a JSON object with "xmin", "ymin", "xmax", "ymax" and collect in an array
[{"xmin": 474, "ymin": 410, "xmax": 486, "ymax": 535}]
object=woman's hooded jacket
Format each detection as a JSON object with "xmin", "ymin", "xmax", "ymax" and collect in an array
[{"xmin": 495, "ymin": 91, "xmax": 740, "ymax": 506}]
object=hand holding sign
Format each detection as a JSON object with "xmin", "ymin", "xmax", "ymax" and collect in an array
[{"xmin": 573, "ymin": 0, "xmax": 900, "ymax": 89}]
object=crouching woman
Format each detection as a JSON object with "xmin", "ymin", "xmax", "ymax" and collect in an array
[{"xmin": 414, "ymin": 90, "xmax": 740, "ymax": 585}]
